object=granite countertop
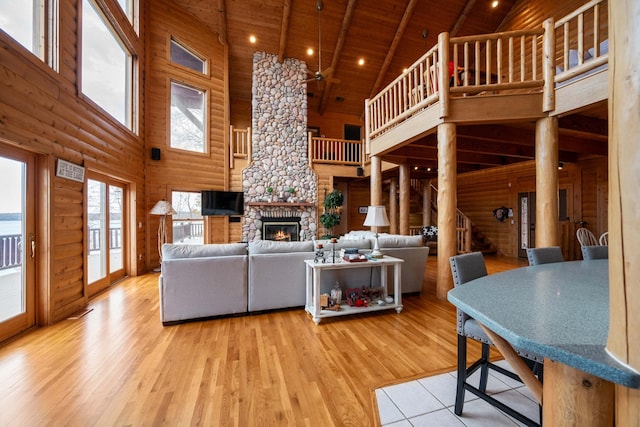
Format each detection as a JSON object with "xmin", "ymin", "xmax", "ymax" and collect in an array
[{"xmin": 448, "ymin": 259, "xmax": 640, "ymax": 388}]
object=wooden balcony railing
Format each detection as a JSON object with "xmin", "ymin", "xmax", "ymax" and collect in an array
[
  {"xmin": 365, "ymin": 25, "xmax": 546, "ymax": 141},
  {"xmin": 229, "ymin": 126, "xmax": 364, "ymax": 168},
  {"xmin": 308, "ymin": 135, "xmax": 363, "ymax": 166},
  {"xmin": 554, "ymin": 0, "xmax": 608, "ymax": 85},
  {"xmin": 365, "ymin": 0, "xmax": 608, "ymax": 143}
]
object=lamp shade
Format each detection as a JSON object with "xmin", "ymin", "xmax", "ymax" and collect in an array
[
  {"xmin": 363, "ymin": 206, "xmax": 390, "ymax": 227},
  {"xmin": 150, "ymin": 200, "xmax": 176, "ymax": 215}
]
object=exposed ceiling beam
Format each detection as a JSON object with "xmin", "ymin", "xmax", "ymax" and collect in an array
[
  {"xmin": 318, "ymin": 0, "xmax": 358, "ymax": 115},
  {"xmin": 217, "ymin": 0, "xmax": 227, "ymax": 45},
  {"xmin": 367, "ymin": 0, "xmax": 420, "ymax": 98},
  {"xmin": 449, "ymin": 0, "xmax": 477, "ymax": 37},
  {"xmin": 559, "ymin": 115, "xmax": 608, "ymax": 138},
  {"xmin": 277, "ymin": 0, "xmax": 292, "ymax": 63}
]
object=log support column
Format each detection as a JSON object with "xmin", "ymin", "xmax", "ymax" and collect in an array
[
  {"xmin": 535, "ymin": 116, "xmax": 559, "ymax": 248},
  {"xmin": 608, "ymin": 1, "xmax": 640, "ymax": 424},
  {"xmin": 423, "ymin": 179, "xmax": 432, "ymax": 227},
  {"xmin": 399, "ymin": 164, "xmax": 410, "ymax": 235},
  {"xmin": 389, "ymin": 177, "xmax": 398, "ymax": 234},
  {"xmin": 436, "ymin": 123, "xmax": 456, "ymax": 300},
  {"xmin": 371, "ymin": 156, "xmax": 382, "ymax": 206}
]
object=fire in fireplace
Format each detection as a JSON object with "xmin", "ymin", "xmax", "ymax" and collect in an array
[{"xmin": 262, "ymin": 217, "xmax": 300, "ymax": 241}]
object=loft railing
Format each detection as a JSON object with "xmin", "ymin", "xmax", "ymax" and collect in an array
[
  {"xmin": 229, "ymin": 125, "xmax": 364, "ymax": 168},
  {"xmin": 230, "ymin": 125, "xmax": 251, "ymax": 168},
  {"xmin": 308, "ymin": 134, "xmax": 363, "ymax": 166},
  {"xmin": 554, "ymin": 0, "xmax": 608, "ymax": 85},
  {"xmin": 365, "ymin": 25, "xmax": 546, "ymax": 141}
]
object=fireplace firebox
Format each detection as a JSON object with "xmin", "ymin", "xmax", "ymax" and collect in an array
[{"xmin": 262, "ymin": 217, "xmax": 300, "ymax": 241}]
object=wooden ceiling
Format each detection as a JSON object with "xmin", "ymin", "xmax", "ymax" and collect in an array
[
  {"xmin": 173, "ymin": 0, "xmax": 608, "ymax": 175},
  {"xmin": 174, "ymin": 0, "xmax": 518, "ymax": 118}
]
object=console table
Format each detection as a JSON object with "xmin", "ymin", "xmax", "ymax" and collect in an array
[{"xmin": 304, "ymin": 256, "xmax": 403, "ymax": 324}]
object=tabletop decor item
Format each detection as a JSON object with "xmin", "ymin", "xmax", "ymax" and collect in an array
[{"xmin": 363, "ymin": 205, "xmax": 390, "ymax": 258}]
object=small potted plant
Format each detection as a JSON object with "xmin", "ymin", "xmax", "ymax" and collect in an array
[
  {"xmin": 287, "ymin": 187, "xmax": 295, "ymax": 202},
  {"xmin": 266, "ymin": 186, "xmax": 274, "ymax": 202}
]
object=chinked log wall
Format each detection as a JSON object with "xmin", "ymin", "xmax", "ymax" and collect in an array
[{"xmin": 0, "ymin": 0, "xmax": 145, "ymax": 323}]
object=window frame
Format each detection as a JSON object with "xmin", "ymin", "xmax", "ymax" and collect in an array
[
  {"xmin": 78, "ymin": 0, "xmax": 140, "ymax": 133},
  {"xmin": 170, "ymin": 37, "xmax": 208, "ymax": 76},
  {"xmin": 168, "ymin": 79, "xmax": 209, "ymax": 155}
]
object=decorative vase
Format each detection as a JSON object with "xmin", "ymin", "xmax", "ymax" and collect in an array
[{"xmin": 330, "ymin": 282, "xmax": 342, "ymax": 306}]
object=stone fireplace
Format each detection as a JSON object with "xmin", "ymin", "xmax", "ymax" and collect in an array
[{"xmin": 242, "ymin": 52, "xmax": 318, "ymax": 241}]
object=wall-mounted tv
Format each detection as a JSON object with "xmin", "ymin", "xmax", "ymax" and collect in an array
[{"xmin": 201, "ymin": 190, "xmax": 244, "ymax": 216}]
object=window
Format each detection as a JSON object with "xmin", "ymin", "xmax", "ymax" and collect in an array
[
  {"xmin": 171, "ymin": 191, "xmax": 203, "ymax": 245},
  {"xmin": 81, "ymin": 0, "xmax": 133, "ymax": 129},
  {"xmin": 170, "ymin": 81, "xmax": 206, "ymax": 153},
  {"xmin": 0, "ymin": 0, "xmax": 45, "ymax": 60},
  {"xmin": 116, "ymin": 0, "xmax": 135, "ymax": 26},
  {"xmin": 171, "ymin": 39, "xmax": 206, "ymax": 74}
]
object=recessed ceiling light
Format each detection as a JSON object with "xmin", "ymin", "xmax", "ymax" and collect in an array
[
  {"xmin": 491, "ymin": 0, "xmax": 499, "ymax": 8},
  {"xmin": 402, "ymin": 67, "xmax": 408, "ymax": 73},
  {"xmin": 249, "ymin": 35, "xmax": 257, "ymax": 43},
  {"xmin": 358, "ymin": 58, "xmax": 365, "ymax": 66},
  {"xmin": 307, "ymin": 48, "xmax": 314, "ymax": 56}
]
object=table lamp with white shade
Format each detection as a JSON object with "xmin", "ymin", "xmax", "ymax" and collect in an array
[
  {"xmin": 150, "ymin": 199, "xmax": 176, "ymax": 270},
  {"xmin": 363, "ymin": 205, "xmax": 389, "ymax": 258}
]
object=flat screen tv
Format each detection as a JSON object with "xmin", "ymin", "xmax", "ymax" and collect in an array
[{"xmin": 201, "ymin": 190, "xmax": 244, "ymax": 216}]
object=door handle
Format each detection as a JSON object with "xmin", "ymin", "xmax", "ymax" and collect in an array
[{"xmin": 30, "ymin": 233, "xmax": 35, "ymax": 259}]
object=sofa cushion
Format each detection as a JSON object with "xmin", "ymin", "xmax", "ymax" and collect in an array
[
  {"xmin": 162, "ymin": 243, "xmax": 247, "ymax": 260},
  {"xmin": 248, "ymin": 240, "xmax": 314, "ymax": 254},
  {"xmin": 314, "ymin": 238, "xmax": 372, "ymax": 251},
  {"xmin": 378, "ymin": 234, "xmax": 423, "ymax": 248}
]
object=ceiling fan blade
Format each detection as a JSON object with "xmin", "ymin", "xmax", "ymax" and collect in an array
[
  {"xmin": 326, "ymin": 76, "xmax": 341, "ymax": 84},
  {"xmin": 321, "ymin": 67, "xmax": 334, "ymax": 77}
]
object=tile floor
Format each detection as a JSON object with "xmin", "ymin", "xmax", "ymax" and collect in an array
[{"xmin": 376, "ymin": 360, "xmax": 540, "ymax": 426}]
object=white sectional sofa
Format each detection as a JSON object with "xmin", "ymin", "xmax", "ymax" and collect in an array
[{"xmin": 158, "ymin": 233, "xmax": 429, "ymax": 325}]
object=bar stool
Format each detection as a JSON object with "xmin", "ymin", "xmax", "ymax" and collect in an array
[{"xmin": 450, "ymin": 252, "xmax": 542, "ymax": 426}]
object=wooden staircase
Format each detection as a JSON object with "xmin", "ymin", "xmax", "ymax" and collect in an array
[{"xmin": 408, "ymin": 180, "xmax": 496, "ymax": 255}]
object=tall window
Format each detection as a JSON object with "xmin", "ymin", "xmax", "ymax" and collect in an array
[
  {"xmin": 172, "ymin": 191, "xmax": 203, "ymax": 245},
  {"xmin": 170, "ymin": 81, "xmax": 206, "ymax": 153},
  {"xmin": 0, "ymin": 0, "xmax": 45, "ymax": 60},
  {"xmin": 116, "ymin": 0, "xmax": 135, "ymax": 26},
  {"xmin": 81, "ymin": 0, "xmax": 133, "ymax": 129}
]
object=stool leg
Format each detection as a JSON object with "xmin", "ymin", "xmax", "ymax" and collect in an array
[
  {"xmin": 479, "ymin": 342, "xmax": 490, "ymax": 392},
  {"xmin": 455, "ymin": 334, "xmax": 467, "ymax": 415}
]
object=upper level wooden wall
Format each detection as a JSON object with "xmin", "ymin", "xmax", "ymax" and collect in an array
[
  {"xmin": 144, "ymin": 0, "xmax": 229, "ymax": 264},
  {"xmin": 0, "ymin": 0, "xmax": 146, "ymax": 323}
]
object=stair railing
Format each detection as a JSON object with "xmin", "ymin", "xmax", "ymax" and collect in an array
[{"xmin": 429, "ymin": 183, "xmax": 472, "ymax": 253}]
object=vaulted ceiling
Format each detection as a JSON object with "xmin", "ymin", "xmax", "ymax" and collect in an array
[{"xmin": 173, "ymin": 0, "xmax": 608, "ymax": 176}]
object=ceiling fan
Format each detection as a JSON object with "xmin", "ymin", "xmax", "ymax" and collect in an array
[{"xmin": 305, "ymin": 0, "xmax": 340, "ymax": 87}]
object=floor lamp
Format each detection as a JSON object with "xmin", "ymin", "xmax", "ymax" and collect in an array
[
  {"xmin": 150, "ymin": 200, "xmax": 176, "ymax": 271},
  {"xmin": 363, "ymin": 205, "xmax": 390, "ymax": 258}
]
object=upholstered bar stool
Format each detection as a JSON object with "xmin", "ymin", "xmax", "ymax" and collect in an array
[
  {"xmin": 526, "ymin": 246, "xmax": 564, "ymax": 266},
  {"xmin": 581, "ymin": 245, "xmax": 608, "ymax": 260},
  {"xmin": 450, "ymin": 252, "xmax": 541, "ymax": 427}
]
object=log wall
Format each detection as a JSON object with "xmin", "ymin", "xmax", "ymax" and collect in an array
[
  {"xmin": 145, "ymin": 0, "xmax": 228, "ymax": 258},
  {"xmin": 457, "ymin": 157, "xmax": 607, "ymax": 258},
  {"xmin": 0, "ymin": 0, "xmax": 145, "ymax": 323}
]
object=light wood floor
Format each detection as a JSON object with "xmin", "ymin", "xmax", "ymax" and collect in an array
[{"xmin": 0, "ymin": 254, "xmax": 527, "ymax": 426}]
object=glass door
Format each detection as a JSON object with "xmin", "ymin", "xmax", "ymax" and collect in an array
[
  {"xmin": 86, "ymin": 174, "xmax": 126, "ymax": 295},
  {"xmin": 0, "ymin": 146, "xmax": 35, "ymax": 342}
]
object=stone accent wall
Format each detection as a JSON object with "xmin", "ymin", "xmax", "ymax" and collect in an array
[{"xmin": 242, "ymin": 52, "xmax": 318, "ymax": 241}]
